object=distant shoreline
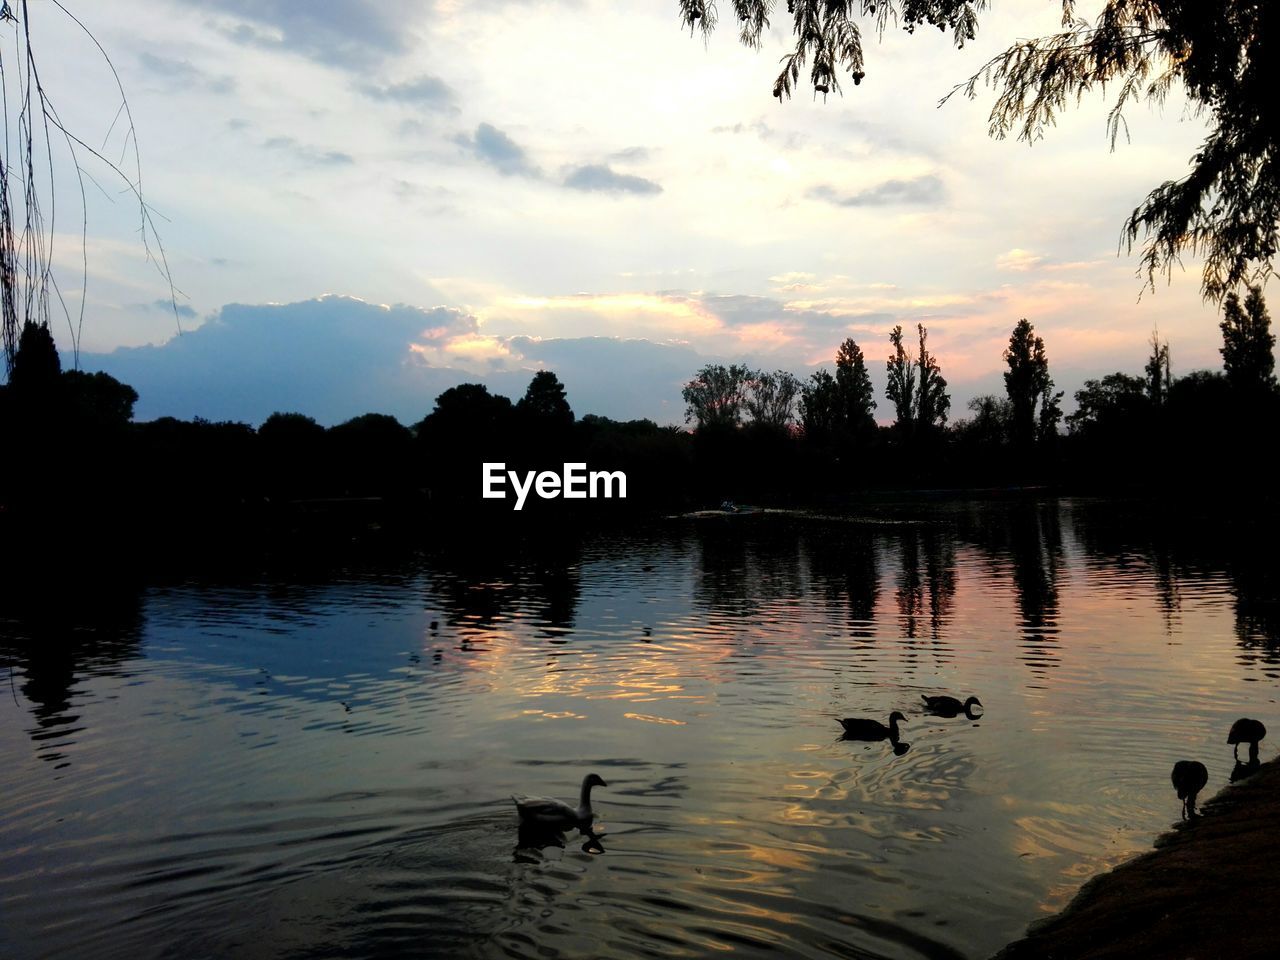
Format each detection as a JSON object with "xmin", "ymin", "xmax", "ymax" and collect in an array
[{"xmin": 994, "ymin": 755, "xmax": 1280, "ymax": 959}]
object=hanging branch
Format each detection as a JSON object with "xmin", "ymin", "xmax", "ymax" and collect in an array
[{"xmin": 1, "ymin": 0, "xmax": 180, "ymax": 376}]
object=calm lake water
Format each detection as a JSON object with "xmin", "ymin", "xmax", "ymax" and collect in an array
[{"xmin": 3, "ymin": 499, "xmax": 1277, "ymax": 960}]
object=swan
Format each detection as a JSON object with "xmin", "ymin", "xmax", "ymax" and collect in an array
[
  {"xmin": 1171, "ymin": 760, "xmax": 1208, "ymax": 820},
  {"xmin": 837, "ymin": 711, "xmax": 905, "ymax": 742},
  {"xmin": 921, "ymin": 694, "xmax": 982, "ymax": 718},
  {"xmin": 513, "ymin": 773, "xmax": 607, "ymax": 833},
  {"xmin": 1227, "ymin": 718, "xmax": 1266, "ymax": 762}
]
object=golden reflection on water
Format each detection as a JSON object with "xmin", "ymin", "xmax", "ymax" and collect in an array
[{"xmin": 3, "ymin": 501, "xmax": 1278, "ymax": 960}]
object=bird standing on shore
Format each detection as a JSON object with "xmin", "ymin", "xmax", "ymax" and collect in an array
[
  {"xmin": 1227, "ymin": 718, "xmax": 1266, "ymax": 763},
  {"xmin": 1171, "ymin": 760, "xmax": 1209, "ymax": 820}
]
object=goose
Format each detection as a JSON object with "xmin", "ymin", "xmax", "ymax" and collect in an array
[
  {"xmin": 1228, "ymin": 718, "xmax": 1266, "ymax": 762},
  {"xmin": 837, "ymin": 711, "xmax": 905, "ymax": 742},
  {"xmin": 921, "ymin": 694, "xmax": 983, "ymax": 719},
  {"xmin": 1171, "ymin": 760, "xmax": 1208, "ymax": 820},
  {"xmin": 513, "ymin": 773, "xmax": 607, "ymax": 834}
]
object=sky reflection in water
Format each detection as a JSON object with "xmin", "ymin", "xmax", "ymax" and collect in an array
[{"xmin": 2, "ymin": 500, "xmax": 1277, "ymax": 959}]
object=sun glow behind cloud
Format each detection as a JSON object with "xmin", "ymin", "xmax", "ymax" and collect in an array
[{"xmin": 33, "ymin": 0, "xmax": 1224, "ymax": 424}]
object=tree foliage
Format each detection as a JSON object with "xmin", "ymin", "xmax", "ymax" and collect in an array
[
  {"xmin": 678, "ymin": 1, "xmax": 1280, "ymax": 299},
  {"xmin": 1220, "ymin": 285, "xmax": 1276, "ymax": 393},
  {"xmin": 1066, "ymin": 372, "xmax": 1148, "ymax": 435},
  {"xmin": 679, "ymin": 1, "xmax": 982, "ymax": 100},
  {"xmin": 745, "ymin": 369, "xmax": 802, "ymax": 429},
  {"xmin": 518, "ymin": 370, "xmax": 575, "ymax": 430},
  {"xmin": 1144, "ymin": 328, "xmax": 1171, "ymax": 405},
  {"xmin": 914, "ymin": 324, "xmax": 949, "ymax": 433},
  {"xmin": 1003, "ymin": 319, "xmax": 1057, "ymax": 446},
  {"xmin": 835, "ymin": 337, "xmax": 876, "ymax": 435},
  {"xmin": 885, "ymin": 324, "xmax": 916, "ymax": 432},
  {"xmin": 682, "ymin": 363, "xmax": 751, "ymax": 428},
  {"xmin": 799, "ymin": 368, "xmax": 840, "ymax": 441}
]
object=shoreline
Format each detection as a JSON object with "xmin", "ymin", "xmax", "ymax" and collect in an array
[{"xmin": 994, "ymin": 754, "xmax": 1280, "ymax": 959}]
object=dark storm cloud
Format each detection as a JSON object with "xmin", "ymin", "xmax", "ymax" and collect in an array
[
  {"xmin": 807, "ymin": 175, "xmax": 946, "ymax": 208},
  {"xmin": 459, "ymin": 123, "xmax": 540, "ymax": 177},
  {"xmin": 563, "ymin": 164, "xmax": 662, "ymax": 196}
]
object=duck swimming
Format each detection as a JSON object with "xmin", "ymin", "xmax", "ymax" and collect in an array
[
  {"xmin": 837, "ymin": 711, "xmax": 906, "ymax": 742},
  {"xmin": 513, "ymin": 773, "xmax": 607, "ymax": 834},
  {"xmin": 921, "ymin": 695, "xmax": 983, "ymax": 719}
]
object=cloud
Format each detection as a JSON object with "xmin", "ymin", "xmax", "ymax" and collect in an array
[
  {"xmin": 263, "ymin": 136, "xmax": 355, "ymax": 166},
  {"xmin": 609, "ymin": 146, "xmax": 652, "ymax": 162},
  {"xmin": 808, "ymin": 174, "xmax": 946, "ymax": 208},
  {"xmin": 503, "ymin": 336, "xmax": 701, "ymax": 422},
  {"xmin": 180, "ymin": 0, "xmax": 416, "ymax": 70},
  {"xmin": 996, "ymin": 248, "xmax": 1046, "ymax": 272},
  {"xmin": 151, "ymin": 299, "xmax": 198, "ymax": 319},
  {"xmin": 137, "ymin": 53, "xmax": 234, "ymax": 94},
  {"xmin": 362, "ymin": 75, "xmax": 457, "ymax": 110},
  {"xmin": 459, "ymin": 123, "xmax": 540, "ymax": 177},
  {"xmin": 81, "ymin": 296, "xmax": 477, "ymax": 425},
  {"xmin": 76, "ymin": 295, "xmax": 701, "ymax": 426},
  {"xmin": 563, "ymin": 164, "xmax": 662, "ymax": 196}
]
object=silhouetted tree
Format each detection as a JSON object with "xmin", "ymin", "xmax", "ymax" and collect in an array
[
  {"xmin": 835, "ymin": 337, "xmax": 876, "ymax": 437},
  {"xmin": 61, "ymin": 370, "xmax": 137, "ymax": 424},
  {"xmin": 258, "ymin": 412, "xmax": 325, "ymax": 499},
  {"xmin": 745, "ymin": 369, "xmax": 801, "ymax": 429},
  {"xmin": 914, "ymin": 324, "xmax": 949, "ymax": 435},
  {"xmin": 800, "ymin": 368, "xmax": 840, "ymax": 443},
  {"xmin": 415, "ymin": 384, "xmax": 516, "ymax": 503},
  {"xmin": 517, "ymin": 370, "xmax": 574, "ymax": 430},
  {"xmin": 682, "ymin": 363, "xmax": 751, "ymax": 429},
  {"xmin": 960, "ymin": 395, "xmax": 1011, "ymax": 448},
  {"xmin": 1144, "ymin": 328, "xmax": 1172, "ymax": 406},
  {"xmin": 678, "ymin": 1, "xmax": 1280, "ymax": 298},
  {"xmin": 1220, "ymin": 285, "xmax": 1276, "ymax": 393},
  {"xmin": 1067, "ymin": 373, "xmax": 1149, "ymax": 436},
  {"xmin": 885, "ymin": 325, "xmax": 916, "ymax": 436},
  {"xmin": 1038, "ymin": 387, "xmax": 1064, "ymax": 444},
  {"xmin": 1003, "ymin": 319, "xmax": 1053, "ymax": 448},
  {"xmin": 328, "ymin": 413, "xmax": 413, "ymax": 497},
  {"xmin": 259, "ymin": 411, "xmax": 324, "ymax": 444},
  {"xmin": 7, "ymin": 320, "xmax": 61, "ymax": 397}
]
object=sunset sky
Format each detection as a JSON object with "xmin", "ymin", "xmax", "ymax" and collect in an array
[{"xmin": 26, "ymin": 0, "xmax": 1221, "ymax": 425}]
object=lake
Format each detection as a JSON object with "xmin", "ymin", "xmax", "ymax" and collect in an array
[{"xmin": 2, "ymin": 499, "xmax": 1276, "ymax": 959}]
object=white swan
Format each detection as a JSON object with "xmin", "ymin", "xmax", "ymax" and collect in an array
[{"xmin": 513, "ymin": 773, "xmax": 607, "ymax": 833}]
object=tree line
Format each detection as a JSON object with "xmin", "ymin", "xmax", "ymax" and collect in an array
[
  {"xmin": 1, "ymin": 287, "xmax": 1276, "ymax": 552},
  {"xmin": 678, "ymin": 288, "xmax": 1277, "ymax": 495}
]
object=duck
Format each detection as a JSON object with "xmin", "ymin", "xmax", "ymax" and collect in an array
[
  {"xmin": 513, "ymin": 773, "xmax": 607, "ymax": 834},
  {"xmin": 837, "ymin": 711, "xmax": 906, "ymax": 742},
  {"xmin": 1227, "ymin": 717, "xmax": 1266, "ymax": 763},
  {"xmin": 1171, "ymin": 760, "xmax": 1208, "ymax": 820},
  {"xmin": 921, "ymin": 694, "xmax": 983, "ymax": 719}
]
